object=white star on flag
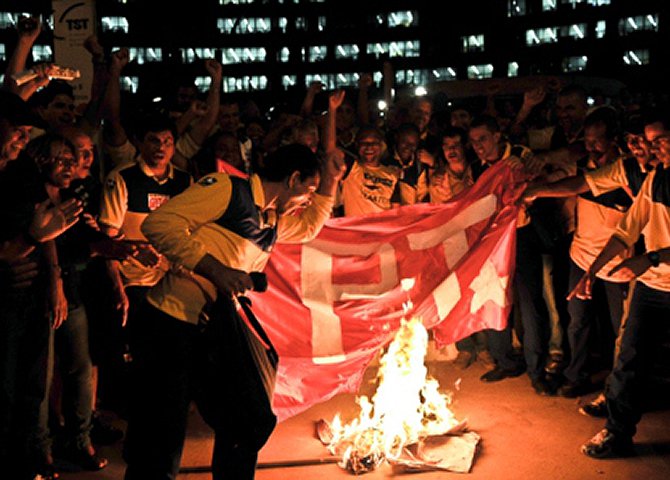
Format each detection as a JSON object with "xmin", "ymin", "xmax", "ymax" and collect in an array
[{"xmin": 469, "ymin": 259, "xmax": 509, "ymax": 313}]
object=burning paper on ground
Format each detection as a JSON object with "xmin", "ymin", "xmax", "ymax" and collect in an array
[{"xmin": 317, "ymin": 316, "xmax": 480, "ymax": 474}]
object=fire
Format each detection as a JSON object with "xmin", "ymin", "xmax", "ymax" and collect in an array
[{"xmin": 326, "ymin": 316, "xmax": 463, "ymax": 474}]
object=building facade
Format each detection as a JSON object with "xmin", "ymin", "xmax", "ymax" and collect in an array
[{"xmin": 0, "ymin": 0, "xmax": 666, "ymax": 104}]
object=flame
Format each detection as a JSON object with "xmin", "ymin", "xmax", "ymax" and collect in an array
[{"xmin": 327, "ymin": 316, "xmax": 462, "ymax": 473}]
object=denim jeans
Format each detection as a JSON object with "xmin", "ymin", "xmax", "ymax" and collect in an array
[
  {"xmin": 605, "ymin": 282, "xmax": 670, "ymax": 438},
  {"xmin": 37, "ymin": 305, "xmax": 94, "ymax": 454},
  {"xmin": 563, "ymin": 260, "xmax": 628, "ymax": 384}
]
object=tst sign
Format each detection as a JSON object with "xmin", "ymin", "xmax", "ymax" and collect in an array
[{"xmin": 52, "ymin": 0, "xmax": 96, "ymax": 103}]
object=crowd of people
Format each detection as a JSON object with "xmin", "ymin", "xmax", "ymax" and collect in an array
[{"xmin": 1, "ymin": 16, "xmax": 669, "ymax": 480}]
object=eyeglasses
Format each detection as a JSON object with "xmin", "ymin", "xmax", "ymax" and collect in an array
[
  {"xmin": 623, "ymin": 133, "xmax": 648, "ymax": 145},
  {"xmin": 54, "ymin": 156, "xmax": 77, "ymax": 169}
]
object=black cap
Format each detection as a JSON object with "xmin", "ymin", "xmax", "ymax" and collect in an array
[{"xmin": 0, "ymin": 90, "xmax": 45, "ymax": 128}]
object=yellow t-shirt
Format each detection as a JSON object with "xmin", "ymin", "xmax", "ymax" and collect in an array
[{"xmin": 341, "ymin": 161, "xmax": 400, "ymax": 216}]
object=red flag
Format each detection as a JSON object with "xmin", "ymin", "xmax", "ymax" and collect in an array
[{"xmin": 249, "ymin": 161, "xmax": 527, "ymax": 421}]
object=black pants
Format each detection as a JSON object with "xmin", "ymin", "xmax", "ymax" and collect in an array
[{"xmin": 123, "ymin": 298, "xmax": 276, "ymax": 480}]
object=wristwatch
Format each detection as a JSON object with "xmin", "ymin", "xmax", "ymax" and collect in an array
[{"xmin": 646, "ymin": 251, "xmax": 661, "ymax": 268}]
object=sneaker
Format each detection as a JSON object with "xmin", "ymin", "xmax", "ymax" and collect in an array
[
  {"xmin": 453, "ymin": 351, "xmax": 475, "ymax": 369},
  {"xmin": 581, "ymin": 428, "xmax": 634, "ymax": 459},
  {"xmin": 579, "ymin": 393, "xmax": 608, "ymax": 418}
]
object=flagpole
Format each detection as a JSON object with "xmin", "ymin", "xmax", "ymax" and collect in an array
[{"xmin": 179, "ymin": 456, "xmax": 340, "ymax": 473}]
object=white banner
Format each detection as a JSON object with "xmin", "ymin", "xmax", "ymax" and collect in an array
[{"xmin": 52, "ymin": 0, "xmax": 96, "ymax": 104}]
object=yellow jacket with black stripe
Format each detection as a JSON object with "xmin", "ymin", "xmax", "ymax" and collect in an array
[{"xmin": 141, "ymin": 172, "xmax": 335, "ymax": 324}]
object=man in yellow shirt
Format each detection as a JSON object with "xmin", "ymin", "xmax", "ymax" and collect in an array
[
  {"xmin": 576, "ymin": 130, "xmax": 670, "ymax": 458},
  {"xmin": 123, "ymin": 144, "xmax": 344, "ymax": 480}
]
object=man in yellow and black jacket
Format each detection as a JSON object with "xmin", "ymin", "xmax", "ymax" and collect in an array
[{"xmin": 123, "ymin": 144, "xmax": 344, "ymax": 480}]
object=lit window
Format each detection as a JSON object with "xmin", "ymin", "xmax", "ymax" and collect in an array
[
  {"xmin": 295, "ymin": 17, "xmax": 307, "ymax": 31},
  {"xmin": 217, "ymin": 17, "xmax": 271, "ymax": 34},
  {"xmin": 366, "ymin": 40, "xmax": 420, "ymax": 59},
  {"xmin": 431, "ymin": 67, "xmax": 457, "ymax": 81},
  {"xmin": 308, "ymin": 46, "xmax": 327, "ymax": 62},
  {"xmin": 462, "ymin": 34, "xmax": 484, "ymax": 53},
  {"xmin": 121, "ymin": 47, "xmax": 162, "ymax": 65},
  {"xmin": 43, "ymin": 14, "xmax": 54, "ymax": 30},
  {"xmin": 618, "ymin": 14, "xmax": 659, "ymax": 35},
  {"xmin": 282, "ymin": 75, "xmax": 297, "ymax": 89},
  {"xmin": 561, "ymin": 0, "xmax": 611, "ymax": 7},
  {"xmin": 562, "ymin": 55, "xmax": 588, "ymax": 72},
  {"xmin": 595, "ymin": 20, "xmax": 606, "ymax": 38},
  {"xmin": 278, "ymin": 47, "xmax": 290, "ymax": 62},
  {"xmin": 387, "ymin": 11, "xmax": 418, "ymax": 28},
  {"xmin": 508, "ymin": 0, "xmax": 526, "ymax": 17},
  {"xmin": 317, "ymin": 16, "xmax": 326, "ymax": 31},
  {"xmin": 508, "ymin": 62, "xmax": 519, "ymax": 77},
  {"xmin": 561, "ymin": 23, "xmax": 587, "ymax": 39},
  {"xmin": 526, "ymin": 28, "xmax": 558, "ymax": 45},
  {"xmin": 542, "ymin": 0, "xmax": 557, "ymax": 11},
  {"xmin": 101, "ymin": 16, "xmax": 129, "ymax": 33},
  {"xmin": 221, "ymin": 47, "xmax": 267, "ymax": 65},
  {"xmin": 180, "ymin": 48, "xmax": 217, "ymax": 63},
  {"xmin": 395, "ymin": 69, "xmax": 430, "ymax": 86},
  {"xmin": 219, "ymin": 0, "xmax": 255, "ymax": 4},
  {"xmin": 305, "ymin": 73, "xmax": 358, "ymax": 90},
  {"xmin": 467, "ymin": 64, "xmax": 494, "ymax": 79},
  {"xmin": 223, "ymin": 75, "xmax": 268, "ymax": 93},
  {"xmin": 278, "ymin": 17, "xmax": 288, "ymax": 33},
  {"xmin": 32, "ymin": 45, "xmax": 53, "ymax": 62},
  {"xmin": 335, "ymin": 44, "xmax": 359, "ymax": 60},
  {"xmin": 194, "ymin": 77, "xmax": 212, "ymax": 92},
  {"xmin": 623, "ymin": 49, "xmax": 650, "ymax": 66},
  {"xmin": 120, "ymin": 76, "xmax": 139, "ymax": 93},
  {"xmin": 0, "ymin": 43, "xmax": 5, "ymax": 61},
  {"xmin": 0, "ymin": 12, "xmax": 31, "ymax": 29}
]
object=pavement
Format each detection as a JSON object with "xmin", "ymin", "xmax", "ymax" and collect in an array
[{"xmin": 60, "ymin": 350, "xmax": 670, "ymax": 480}]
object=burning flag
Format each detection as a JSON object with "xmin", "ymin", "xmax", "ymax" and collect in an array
[
  {"xmin": 249, "ymin": 160, "xmax": 527, "ymax": 421},
  {"xmin": 321, "ymin": 315, "xmax": 479, "ymax": 474}
]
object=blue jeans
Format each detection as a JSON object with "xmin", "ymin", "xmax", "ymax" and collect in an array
[
  {"xmin": 37, "ymin": 305, "xmax": 94, "ymax": 454},
  {"xmin": 605, "ymin": 282, "xmax": 670, "ymax": 438},
  {"xmin": 563, "ymin": 260, "xmax": 628, "ymax": 383}
]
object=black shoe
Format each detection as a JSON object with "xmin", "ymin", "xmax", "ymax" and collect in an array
[
  {"xmin": 91, "ymin": 413, "xmax": 124, "ymax": 445},
  {"xmin": 480, "ymin": 365, "xmax": 525, "ymax": 383},
  {"xmin": 581, "ymin": 429, "xmax": 634, "ymax": 459},
  {"xmin": 57, "ymin": 445, "xmax": 108, "ymax": 471},
  {"xmin": 579, "ymin": 393, "xmax": 608, "ymax": 418},
  {"xmin": 531, "ymin": 376, "xmax": 556, "ymax": 396},
  {"xmin": 557, "ymin": 379, "xmax": 594, "ymax": 398},
  {"xmin": 544, "ymin": 353, "xmax": 564, "ymax": 375}
]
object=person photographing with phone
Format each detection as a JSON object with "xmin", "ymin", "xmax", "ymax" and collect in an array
[{"xmin": 122, "ymin": 144, "xmax": 345, "ymax": 479}]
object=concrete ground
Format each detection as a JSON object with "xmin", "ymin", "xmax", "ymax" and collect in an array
[{"xmin": 60, "ymin": 354, "xmax": 670, "ymax": 480}]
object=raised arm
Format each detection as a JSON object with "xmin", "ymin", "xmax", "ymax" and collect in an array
[
  {"xmin": 323, "ymin": 90, "xmax": 345, "ymax": 153},
  {"xmin": 101, "ymin": 48, "xmax": 130, "ymax": 148}
]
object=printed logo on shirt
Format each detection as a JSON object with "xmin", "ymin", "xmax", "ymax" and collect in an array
[
  {"xmin": 199, "ymin": 176, "xmax": 217, "ymax": 186},
  {"xmin": 147, "ymin": 193, "xmax": 170, "ymax": 211}
]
